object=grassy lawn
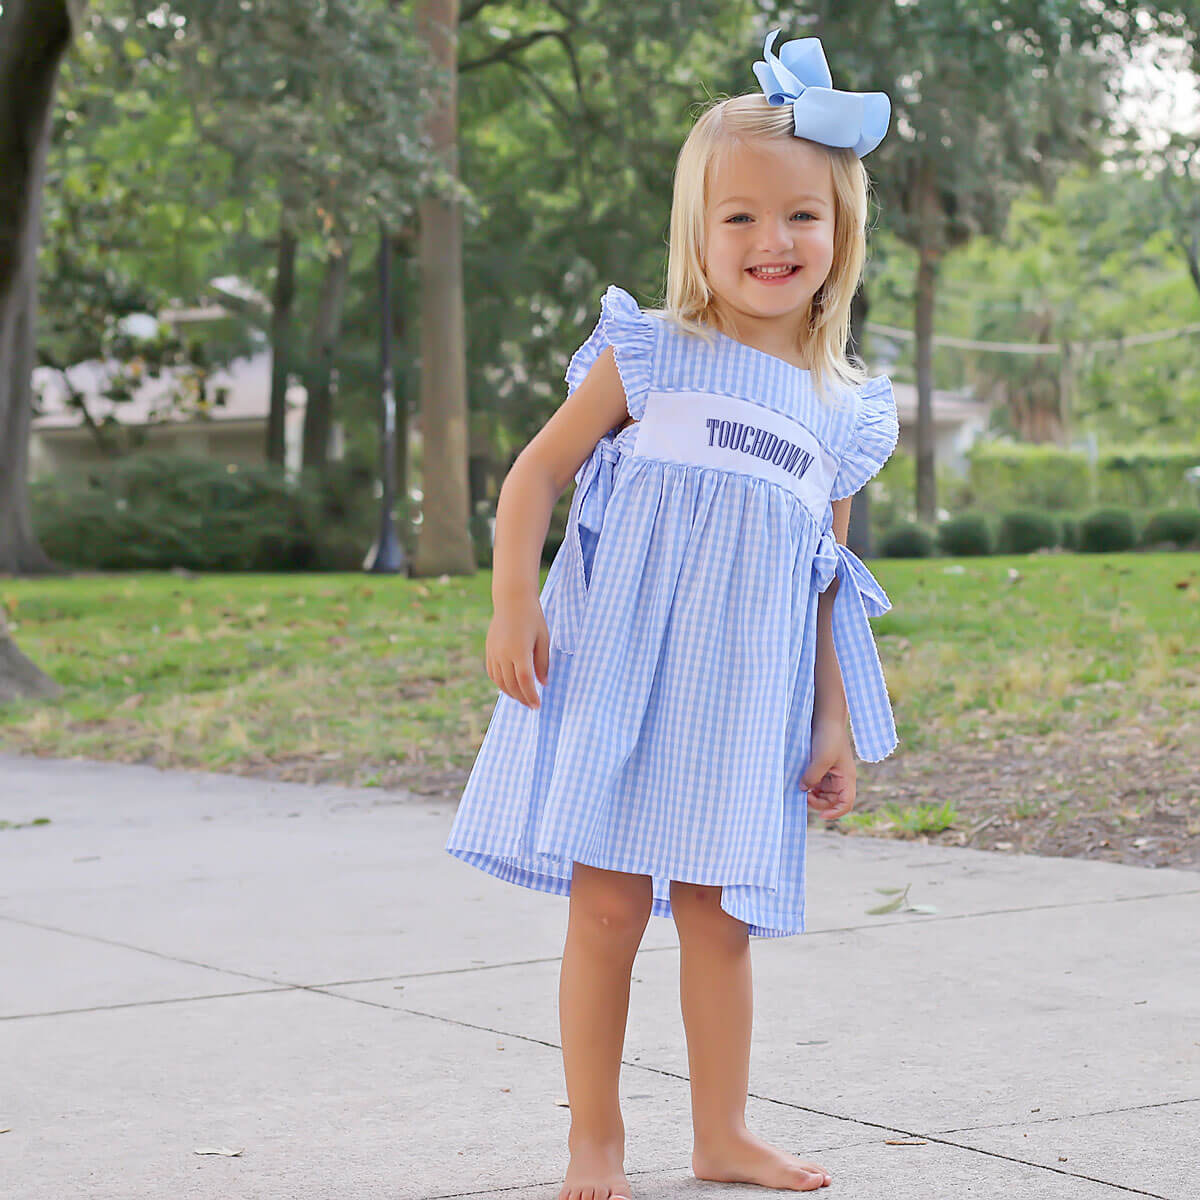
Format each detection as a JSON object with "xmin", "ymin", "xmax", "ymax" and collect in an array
[{"xmin": 2, "ymin": 553, "xmax": 1198, "ymax": 866}]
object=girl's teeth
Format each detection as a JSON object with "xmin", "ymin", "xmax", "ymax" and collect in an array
[{"xmin": 751, "ymin": 266, "xmax": 794, "ymax": 277}]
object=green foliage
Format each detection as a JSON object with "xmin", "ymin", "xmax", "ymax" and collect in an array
[
  {"xmin": 880, "ymin": 522, "xmax": 936, "ymax": 558},
  {"xmin": 1141, "ymin": 508, "xmax": 1200, "ymax": 549},
  {"xmin": 1096, "ymin": 447, "xmax": 1200, "ymax": 508},
  {"xmin": 996, "ymin": 509, "xmax": 1059, "ymax": 553},
  {"xmin": 32, "ymin": 453, "xmax": 382, "ymax": 571},
  {"xmin": 936, "ymin": 512, "xmax": 992, "ymax": 556},
  {"xmin": 963, "ymin": 440, "xmax": 1200, "ymax": 512},
  {"xmin": 869, "ymin": 162, "xmax": 1200, "ymax": 445},
  {"xmin": 1079, "ymin": 507, "xmax": 1137, "ymax": 554},
  {"xmin": 966, "ymin": 441, "xmax": 1094, "ymax": 510}
]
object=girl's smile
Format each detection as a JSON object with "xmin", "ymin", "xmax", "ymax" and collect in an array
[{"xmin": 746, "ymin": 262, "xmax": 802, "ymax": 283}]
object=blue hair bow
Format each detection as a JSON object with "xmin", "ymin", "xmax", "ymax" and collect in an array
[{"xmin": 752, "ymin": 29, "xmax": 891, "ymax": 159}]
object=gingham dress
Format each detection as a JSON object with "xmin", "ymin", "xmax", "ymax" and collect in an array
[{"xmin": 445, "ymin": 285, "xmax": 900, "ymax": 937}]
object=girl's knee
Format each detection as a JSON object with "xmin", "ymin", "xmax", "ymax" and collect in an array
[
  {"xmin": 569, "ymin": 862, "xmax": 653, "ymax": 937},
  {"xmin": 670, "ymin": 880, "xmax": 747, "ymax": 937},
  {"xmin": 669, "ymin": 879, "xmax": 723, "ymax": 910}
]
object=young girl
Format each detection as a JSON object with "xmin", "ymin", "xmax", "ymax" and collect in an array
[{"xmin": 446, "ymin": 29, "xmax": 897, "ymax": 1199}]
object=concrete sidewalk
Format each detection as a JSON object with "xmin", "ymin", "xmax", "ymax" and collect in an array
[{"xmin": 1, "ymin": 753, "xmax": 1197, "ymax": 1200}]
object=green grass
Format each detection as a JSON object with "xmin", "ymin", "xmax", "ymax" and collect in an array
[
  {"xmin": 0, "ymin": 552, "xmax": 1197, "ymax": 788},
  {"xmin": 842, "ymin": 799, "xmax": 960, "ymax": 836}
]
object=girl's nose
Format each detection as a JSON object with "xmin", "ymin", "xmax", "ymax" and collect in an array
[{"xmin": 758, "ymin": 217, "xmax": 794, "ymax": 252}]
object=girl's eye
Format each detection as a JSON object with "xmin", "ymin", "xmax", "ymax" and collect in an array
[{"xmin": 724, "ymin": 212, "xmax": 816, "ymax": 224}]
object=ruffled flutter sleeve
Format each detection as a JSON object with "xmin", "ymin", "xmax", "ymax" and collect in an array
[
  {"xmin": 829, "ymin": 374, "xmax": 900, "ymax": 501},
  {"xmin": 564, "ymin": 285, "xmax": 656, "ymax": 421}
]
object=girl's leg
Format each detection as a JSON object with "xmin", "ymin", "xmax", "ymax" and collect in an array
[
  {"xmin": 669, "ymin": 880, "xmax": 832, "ymax": 1191},
  {"xmin": 557, "ymin": 860, "xmax": 653, "ymax": 1200}
]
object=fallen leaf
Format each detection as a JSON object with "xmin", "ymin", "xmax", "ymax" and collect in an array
[
  {"xmin": 193, "ymin": 1146, "xmax": 243, "ymax": 1157},
  {"xmin": 884, "ymin": 1138, "xmax": 927, "ymax": 1145}
]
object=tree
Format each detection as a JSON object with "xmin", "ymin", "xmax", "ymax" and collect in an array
[
  {"xmin": 0, "ymin": 0, "xmax": 83, "ymax": 700},
  {"xmin": 0, "ymin": 0, "xmax": 84, "ymax": 575},
  {"xmin": 413, "ymin": 0, "xmax": 474, "ymax": 576}
]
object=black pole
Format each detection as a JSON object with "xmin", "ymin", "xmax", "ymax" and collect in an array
[{"xmin": 366, "ymin": 220, "xmax": 406, "ymax": 574}]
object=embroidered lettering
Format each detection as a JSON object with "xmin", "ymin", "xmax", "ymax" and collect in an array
[{"xmin": 698, "ymin": 406, "xmax": 818, "ymax": 482}]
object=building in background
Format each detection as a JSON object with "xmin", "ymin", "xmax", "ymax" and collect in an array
[
  {"xmin": 890, "ymin": 380, "xmax": 991, "ymax": 477},
  {"xmin": 29, "ymin": 349, "xmax": 331, "ymax": 481}
]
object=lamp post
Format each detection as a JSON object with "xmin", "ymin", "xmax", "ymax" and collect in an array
[{"xmin": 365, "ymin": 220, "xmax": 407, "ymax": 574}]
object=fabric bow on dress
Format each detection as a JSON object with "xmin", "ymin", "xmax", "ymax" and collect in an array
[
  {"xmin": 811, "ymin": 528, "xmax": 898, "ymax": 762},
  {"xmin": 752, "ymin": 29, "xmax": 891, "ymax": 159}
]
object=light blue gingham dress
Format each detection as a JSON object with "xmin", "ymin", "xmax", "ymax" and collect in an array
[{"xmin": 445, "ymin": 285, "xmax": 900, "ymax": 937}]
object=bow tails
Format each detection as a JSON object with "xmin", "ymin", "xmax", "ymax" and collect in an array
[{"xmin": 811, "ymin": 530, "xmax": 898, "ymax": 762}]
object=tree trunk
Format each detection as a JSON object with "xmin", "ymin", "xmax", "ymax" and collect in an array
[
  {"xmin": 393, "ymin": 233, "xmax": 413, "ymax": 553},
  {"xmin": 847, "ymin": 285, "xmax": 873, "ymax": 556},
  {"xmin": 0, "ymin": 0, "xmax": 80, "ymax": 577},
  {"xmin": 266, "ymin": 219, "xmax": 297, "ymax": 467},
  {"xmin": 914, "ymin": 158, "xmax": 940, "ymax": 525},
  {"xmin": 0, "ymin": 632, "xmax": 61, "ymax": 704},
  {"xmin": 300, "ymin": 241, "xmax": 350, "ymax": 471},
  {"xmin": 0, "ymin": 0, "xmax": 78, "ymax": 703},
  {"xmin": 413, "ymin": 0, "xmax": 475, "ymax": 577}
]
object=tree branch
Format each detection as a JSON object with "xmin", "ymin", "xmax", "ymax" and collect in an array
[
  {"xmin": 459, "ymin": 26, "xmax": 570, "ymax": 73},
  {"xmin": 458, "ymin": 0, "xmax": 498, "ymax": 22}
]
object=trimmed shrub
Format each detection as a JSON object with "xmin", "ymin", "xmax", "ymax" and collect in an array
[
  {"xmin": 1141, "ymin": 507, "xmax": 1200, "ymax": 549},
  {"xmin": 967, "ymin": 441, "xmax": 1200, "ymax": 511},
  {"xmin": 997, "ymin": 509, "xmax": 1059, "ymax": 554},
  {"xmin": 33, "ymin": 452, "xmax": 381, "ymax": 571},
  {"xmin": 937, "ymin": 512, "xmax": 992, "ymax": 556},
  {"xmin": 880, "ymin": 521, "xmax": 935, "ymax": 558},
  {"xmin": 1098, "ymin": 448, "xmax": 1200, "ymax": 507},
  {"xmin": 966, "ymin": 442, "xmax": 1093, "ymax": 511},
  {"xmin": 1079, "ymin": 507, "xmax": 1137, "ymax": 553}
]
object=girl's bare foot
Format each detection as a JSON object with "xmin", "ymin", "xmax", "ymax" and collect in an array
[
  {"xmin": 557, "ymin": 1138, "xmax": 633, "ymax": 1200},
  {"xmin": 692, "ymin": 1127, "xmax": 831, "ymax": 1191}
]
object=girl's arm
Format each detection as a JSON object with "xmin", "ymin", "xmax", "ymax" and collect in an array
[
  {"xmin": 811, "ymin": 496, "xmax": 852, "ymax": 729},
  {"xmin": 487, "ymin": 347, "xmax": 630, "ymax": 709}
]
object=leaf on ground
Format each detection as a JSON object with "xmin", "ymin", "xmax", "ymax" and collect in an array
[
  {"xmin": 884, "ymin": 1138, "xmax": 927, "ymax": 1145},
  {"xmin": 867, "ymin": 896, "xmax": 905, "ymax": 915},
  {"xmin": 193, "ymin": 1146, "xmax": 244, "ymax": 1157}
]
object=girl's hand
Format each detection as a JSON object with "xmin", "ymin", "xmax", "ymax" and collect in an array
[
  {"xmin": 801, "ymin": 720, "xmax": 857, "ymax": 820},
  {"xmin": 486, "ymin": 594, "xmax": 550, "ymax": 710}
]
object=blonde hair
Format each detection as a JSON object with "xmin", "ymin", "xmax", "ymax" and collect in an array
[{"xmin": 656, "ymin": 92, "xmax": 875, "ymax": 405}]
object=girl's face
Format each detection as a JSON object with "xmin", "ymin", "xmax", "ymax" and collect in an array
[{"xmin": 703, "ymin": 138, "xmax": 836, "ymax": 342}]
